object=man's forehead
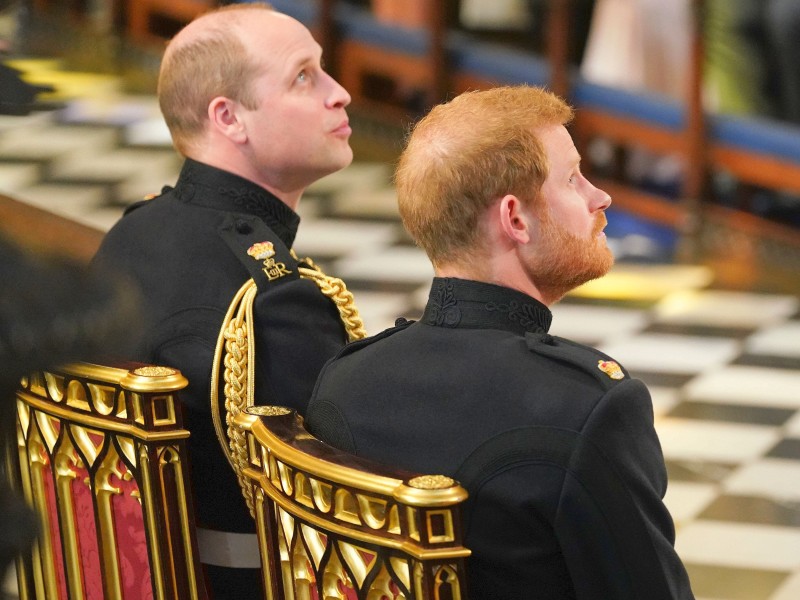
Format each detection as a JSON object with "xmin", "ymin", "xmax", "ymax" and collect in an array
[
  {"xmin": 246, "ymin": 14, "xmax": 319, "ymax": 63},
  {"xmin": 166, "ymin": 8, "xmax": 272, "ymax": 56},
  {"xmin": 538, "ymin": 124, "xmax": 579, "ymax": 160}
]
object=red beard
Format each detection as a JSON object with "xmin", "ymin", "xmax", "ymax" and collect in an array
[{"xmin": 524, "ymin": 208, "xmax": 614, "ymax": 304}]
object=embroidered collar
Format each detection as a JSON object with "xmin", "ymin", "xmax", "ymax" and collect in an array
[
  {"xmin": 172, "ymin": 158, "xmax": 301, "ymax": 247},
  {"xmin": 422, "ymin": 278, "xmax": 552, "ymax": 335}
]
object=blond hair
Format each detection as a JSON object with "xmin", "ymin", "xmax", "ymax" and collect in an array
[
  {"xmin": 157, "ymin": 3, "xmax": 274, "ymax": 155},
  {"xmin": 395, "ymin": 86, "xmax": 573, "ymax": 267}
]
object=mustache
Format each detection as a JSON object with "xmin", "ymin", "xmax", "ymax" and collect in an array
[{"xmin": 593, "ymin": 212, "xmax": 607, "ymax": 236}]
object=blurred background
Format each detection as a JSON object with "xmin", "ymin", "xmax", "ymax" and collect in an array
[{"xmin": 1, "ymin": 1, "xmax": 799, "ymax": 599}]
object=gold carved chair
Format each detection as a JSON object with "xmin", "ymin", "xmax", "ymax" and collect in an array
[
  {"xmin": 7, "ymin": 360, "xmax": 471, "ymax": 600},
  {"xmin": 232, "ymin": 406, "xmax": 471, "ymax": 600},
  {"xmin": 7, "ymin": 361, "xmax": 206, "ymax": 599}
]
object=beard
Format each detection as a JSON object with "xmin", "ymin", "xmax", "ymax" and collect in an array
[{"xmin": 523, "ymin": 208, "xmax": 614, "ymax": 304}]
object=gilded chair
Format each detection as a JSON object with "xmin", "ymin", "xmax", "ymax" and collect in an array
[
  {"xmin": 6, "ymin": 362, "xmax": 206, "ymax": 599},
  {"xmin": 231, "ymin": 406, "xmax": 471, "ymax": 600}
]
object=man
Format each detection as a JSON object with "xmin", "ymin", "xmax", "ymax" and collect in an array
[
  {"xmin": 93, "ymin": 3, "xmax": 362, "ymax": 597},
  {"xmin": 307, "ymin": 86, "xmax": 695, "ymax": 599}
]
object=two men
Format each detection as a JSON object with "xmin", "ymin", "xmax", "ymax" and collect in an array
[
  {"xmin": 95, "ymin": 1, "xmax": 692, "ymax": 595},
  {"xmin": 307, "ymin": 86, "xmax": 694, "ymax": 599},
  {"xmin": 93, "ymin": 3, "xmax": 361, "ymax": 597}
]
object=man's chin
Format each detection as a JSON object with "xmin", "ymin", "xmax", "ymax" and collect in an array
[
  {"xmin": 336, "ymin": 147, "xmax": 355, "ymax": 170},
  {"xmin": 318, "ymin": 151, "xmax": 354, "ymax": 179},
  {"xmin": 575, "ymin": 247, "xmax": 615, "ymax": 287},
  {"xmin": 593, "ymin": 248, "xmax": 615, "ymax": 279}
]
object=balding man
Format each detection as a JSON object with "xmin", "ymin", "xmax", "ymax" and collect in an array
[{"xmin": 93, "ymin": 3, "xmax": 362, "ymax": 596}]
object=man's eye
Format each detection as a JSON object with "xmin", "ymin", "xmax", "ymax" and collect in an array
[{"xmin": 297, "ymin": 70, "xmax": 307, "ymax": 82}]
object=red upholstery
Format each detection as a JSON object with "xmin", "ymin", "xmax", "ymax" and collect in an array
[{"xmin": 10, "ymin": 364, "xmax": 204, "ymax": 600}]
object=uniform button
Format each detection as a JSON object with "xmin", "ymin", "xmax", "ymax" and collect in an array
[
  {"xmin": 176, "ymin": 183, "xmax": 195, "ymax": 201},
  {"xmin": 235, "ymin": 220, "xmax": 253, "ymax": 234}
]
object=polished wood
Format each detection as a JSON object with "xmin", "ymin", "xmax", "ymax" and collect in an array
[
  {"xmin": 572, "ymin": 111, "xmax": 687, "ymax": 156},
  {"xmin": 679, "ymin": 0, "xmax": 710, "ymax": 261},
  {"xmin": 234, "ymin": 407, "xmax": 471, "ymax": 599},
  {"xmin": 711, "ymin": 146, "xmax": 800, "ymax": 196},
  {"xmin": 0, "ymin": 193, "xmax": 104, "ymax": 264},
  {"xmin": 126, "ymin": 0, "xmax": 214, "ymax": 43},
  {"xmin": 546, "ymin": 0, "xmax": 572, "ymax": 99},
  {"xmin": 429, "ymin": 0, "xmax": 449, "ymax": 107},
  {"xmin": 10, "ymin": 361, "xmax": 207, "ymax": 599},
  {"xmin": 318, "ymin": 0, "xmax": 338, "ymax": 79},
  {"xmin": 336, "ymin": 37, "xmax": 432, "ymax": 118}
]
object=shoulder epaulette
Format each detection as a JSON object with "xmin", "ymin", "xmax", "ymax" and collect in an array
[
  {"xmin": 525, "ymin": 332, "xmax": 629, "ymax": 391},
  {"xmin": 335, "ymin": 318, "xmax": 413, "ymax": 359},
  {"xmin": 123, "ymin": 185, "xmax": 174, "ymax": 216},
  {"xmin": 217, "ymin": 213, "xmax": 300, "ymax": 290}
]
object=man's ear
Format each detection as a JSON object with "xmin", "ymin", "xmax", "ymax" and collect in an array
[
  {"xmin": 208, "ymin": 96, "xmax": 247, "ymax": 143},
  {"xmin": 498, "ymin": 194, "xmax": 532, "ymax": 244}
]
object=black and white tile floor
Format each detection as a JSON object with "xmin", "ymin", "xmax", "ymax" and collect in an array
[{"xmin": 2, "ymin": 61, "xmax": 799, "ymax": 600}]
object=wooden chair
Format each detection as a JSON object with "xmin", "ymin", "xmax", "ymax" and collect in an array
[
  {"xmin": 232, "ymin": 406, "xmax": 471, "ymax": 600},
  {"xmin": 7, "ymin": 361, "xmax": 206, "ymax": 599},
  {"xmin": 7, "ymin": 360, "xmax": 470, "ymax": 600},
  {"xmin": 208, "ymin": 212, "xmax": 463, "ymax": 599}
]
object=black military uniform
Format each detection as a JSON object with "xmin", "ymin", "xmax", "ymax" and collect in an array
[
  {"xmin": 93, "ymin": 159, "xmax": 348, "ymax": 598},
  {"xmin": 307, "ymin": 277, "xmax": 695, "ymax": 600}
]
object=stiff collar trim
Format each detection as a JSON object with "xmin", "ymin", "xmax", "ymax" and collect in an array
[
  {"xmin": 422, "ymin": 278, "xmax": 552, "ymax": 335},
  {"xmin": 173, "ymin": 158, "xmax": 300, "ymax": 247}
]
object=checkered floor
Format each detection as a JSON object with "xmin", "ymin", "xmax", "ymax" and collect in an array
[{"xmin": 2, "ymin": 62, "xmax": 800, "ymax": 600}]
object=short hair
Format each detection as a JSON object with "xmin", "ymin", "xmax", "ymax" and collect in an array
[
  {"xmin": 395, "ymin": 86, "xmax": 573, "ymax": 267},
  {"xmin": 157, "ymin": 3, "xmax": 274, "ymax": 155}
]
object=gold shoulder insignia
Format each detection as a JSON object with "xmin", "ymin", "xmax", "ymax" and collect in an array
[
  {"xmin": 597, "ymin": 360, "xmax": 624, "ymax": 380},
  {"xmin": 247, "ymin": 241, "xmax": 276, "ymax": 260},
  {"xmin": 247, "ymin": 241, "xmax": 291, "ymax": 281}
]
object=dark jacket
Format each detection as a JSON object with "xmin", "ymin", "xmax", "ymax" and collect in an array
[
  {"xmin": 93, "ymin": 158, "xmax": 348, "ymax": 536},
  {"xmin": 307, "ymin": 277, "xmax": 694, "ymax": 600}
]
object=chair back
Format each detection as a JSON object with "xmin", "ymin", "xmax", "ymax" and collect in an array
[
  {"xmin": 7, "ymin": 361, "xmax": 206, "ymax": 600},
  {"xmin": 233, "ymin": 407, "xmax": 471, "ymax": 600}
]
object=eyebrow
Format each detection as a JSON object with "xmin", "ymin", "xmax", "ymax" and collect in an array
[
  {"xmin": 283, "ymin": 55, "xmax": 313, "ymax": 82},
  {"xmin": 566, "ymin": 154, "xmax": 581, "ymax": 171}
]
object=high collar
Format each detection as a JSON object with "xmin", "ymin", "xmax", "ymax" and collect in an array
[
  {"xmin": 172, "ymin": 158, "xmax": 301, "ymax": 248},
  {"xmin": 422, "ymin": 278, "xmax": 552, "ymax": 336}
]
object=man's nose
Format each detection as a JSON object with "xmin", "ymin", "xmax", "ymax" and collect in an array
[{"xmin": 325, "ymin": 74, "xmax": 351, "ymax": 109}]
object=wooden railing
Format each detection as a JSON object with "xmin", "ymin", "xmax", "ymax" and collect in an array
[
  {"xmin": 22, "ymin": 0, "xmax": 800, "ymax": 289},
  {"xmin": 0, "ymin": 193, "xmax": 103, "ymax": 264},
  {"xmin": 270, "ymin": 0, "xmax": 800, "ymax": 291}
]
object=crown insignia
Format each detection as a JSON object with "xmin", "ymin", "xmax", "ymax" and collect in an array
[
  {"xmin": 597, "ymin": 360, "xmax": 624, "ymax": 380},
  {"xmin": 247, "ymin": 241, "xmax": 276, "ymax": 261}
]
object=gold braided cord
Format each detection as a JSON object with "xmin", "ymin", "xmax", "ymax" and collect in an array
[
  {"xmin": 211, "ymin": 257, "xmax": 365, "ymax": 517},
  {"xmin": 224, "ymin": 283, "xmax": 258, "ymax": 514},
  {"xmin": 211, "ymin": 280, "xmax": 258, "ymax": 514},
  {"xmin": 298, "ymin": 264, "xmax": 366, "ymax": 342}
]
